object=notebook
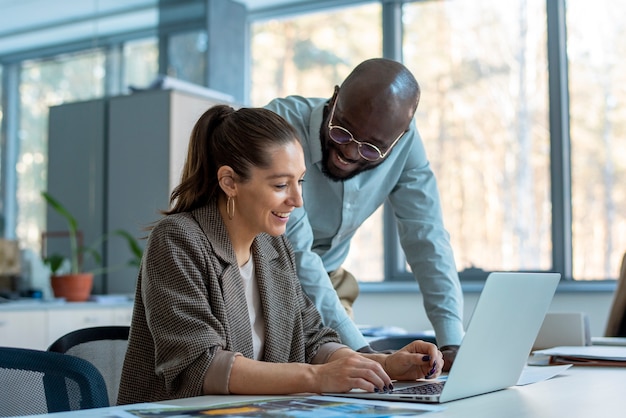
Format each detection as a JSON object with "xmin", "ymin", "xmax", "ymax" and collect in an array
[{"xmin": 324, "ymin": 271, "xmax": 560, "ymax": 403}]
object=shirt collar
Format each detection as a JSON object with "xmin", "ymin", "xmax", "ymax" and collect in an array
[{"xmin": 306, "ymin": 99, "xmax": 328, "ymax": 166}]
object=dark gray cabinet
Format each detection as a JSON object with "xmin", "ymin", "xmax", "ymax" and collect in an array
[{"xmin": 47, "ymin": 89, "xmax": 230, "ymax": 294}]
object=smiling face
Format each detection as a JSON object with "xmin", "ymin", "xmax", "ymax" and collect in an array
[
  {"xmin": 320, "ymin": 59, "xmax": 419, "ymax": 182},
  {"xmin": 321, "ymin": 92, "xmax": 410, "ymax": 181},
  {"xmin": 321, "ymin": 95, "xmax": 410, "ymax": 181},
  {"xmin": 233, "ymin": 140, "xmax": 306, "ymax": 239}
]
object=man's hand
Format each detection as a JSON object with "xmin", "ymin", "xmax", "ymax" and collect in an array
[
  {"xmin": 439, "ymin": 345, "xmax": 459, "ymax": 372},
  {"xmin": 382, "ymin": 340, "xmax": 443, "ymax": 381}
]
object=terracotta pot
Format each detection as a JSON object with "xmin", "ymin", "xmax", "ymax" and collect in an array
[{"xmin": 51, "ymin": 272, "xmax": 94, "ymax": 302}]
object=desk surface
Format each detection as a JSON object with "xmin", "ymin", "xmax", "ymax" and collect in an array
[{"xmin": 37, "ymin": 366, "xmax": 625, "ymax": 418}]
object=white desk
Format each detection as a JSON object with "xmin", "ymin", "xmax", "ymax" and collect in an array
[{"xmin": 36, "ymin": 366, "xmax": 626, "ymax": 417}]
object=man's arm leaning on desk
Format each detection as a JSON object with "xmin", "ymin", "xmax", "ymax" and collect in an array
[
  {"xmin": 387, "ymin": 127, "xmax": 465, "ymax": 365},
  {"xmin": 286, "ymin": 207, "xmax": 370, "ymax": 350}
]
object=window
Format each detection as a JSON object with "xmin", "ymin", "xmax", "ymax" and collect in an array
[
  {"xmin": 0, "ymin": 65, "xmax": 8, "ymax": 237},
  {"xmin": 167, "ymin": 31, "xmax": 207, "ymax": 86},
  {"xmin": 4, "ymin": 0, "xmax": 623, "ymax": 285},
  {"xmin": 403, "ymin": 0, "xmax": 551, "ymax": 276},
  {"xmin": 12, "ymin": 36, "xmax": 160, "ymax": 258},
  {"xmin": 250, "ymin": 3, "xmax": 382, "ymax": 106},
  {"xmin": 250, "ymin": 2, "xmax": 384, "ymax": 281},
  {"xmin": 0, "ymin": 64, "xmax": 3, "ymax": 231},
  {"xmin": 123, "ymin": 38, "xmax": 159, "ymax": 91},
  {"xmin": 567, "ymin": 0, "xmax": 626, "ymax": 280},
  {"xmin": 249, "ymin": 0, "xmax": 623, "ymax": 282},
  {"xmin": 17, "ymin": 50, "xmax": 105, "ymax": 253}
]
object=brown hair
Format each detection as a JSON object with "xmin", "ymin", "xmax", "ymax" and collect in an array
[{"xmin": 164, "ymin": 105, "xmax": 299, "ymax": 215}]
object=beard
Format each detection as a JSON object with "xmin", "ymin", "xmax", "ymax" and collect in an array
[{"xmin": 320, "ymin": 141, "xmax": 351, "ymax": 182}]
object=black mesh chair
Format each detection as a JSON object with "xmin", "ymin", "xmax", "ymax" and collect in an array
[
  {"xmin": 48, "ymin": 325, "xmax": 130, "ymax": 406},
  {"xmin": 0, "ymin": 346, "xmax": 109, "ymax": 416}
]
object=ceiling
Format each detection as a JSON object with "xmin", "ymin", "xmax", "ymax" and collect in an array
[{"xmin": 0, "ymin": 0, "xmax": 312, "ymax": 58}]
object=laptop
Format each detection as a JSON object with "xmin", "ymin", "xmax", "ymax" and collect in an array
[{"xmin": 325, "ymin": 271, "xmax": 560, "ymax": 403}]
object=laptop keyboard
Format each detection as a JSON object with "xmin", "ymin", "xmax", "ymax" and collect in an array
[{"xmin": 392, "ymin": 381, "xmax": 445, "ymax": 395}]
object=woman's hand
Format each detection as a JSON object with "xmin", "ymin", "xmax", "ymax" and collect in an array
[
  {"xmin": 314, "ymin": 341, "xmax": 442, "ymax": 394},
  {"xmin": 315, "ymin": 351, "xmax": 392, "ymax": 393},
  {"xmin": 383, "ymin": 340, "xmax": 443, "ymax": 381}
]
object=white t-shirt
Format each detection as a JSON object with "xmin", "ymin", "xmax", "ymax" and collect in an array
[{"xmin": 239, "ymin": 256, "xmax": 265, "ymax": 360}]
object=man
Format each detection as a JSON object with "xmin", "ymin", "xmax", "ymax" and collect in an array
[{"xmin": 265, "ymin": 58, "xmax": 463, "ymax": 370}]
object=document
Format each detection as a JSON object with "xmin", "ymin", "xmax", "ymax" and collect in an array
[
  {"xmin": 116, "ymin": 396, "xmax": 445, "ymax": 417},
  {"xmin": 532, "ymin": 346, "xmax": 626, "ymax": 366},
  {"xmin": 516, "ymin": 365, "xmax": 572, "ymax": 385}
]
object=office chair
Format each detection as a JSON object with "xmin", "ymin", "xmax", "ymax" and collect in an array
[
  {"xmin": 48, "ymin": 325, "xmax": 130, "ymax": 406},
  {"xmin": 605, "ymin": 252, "xmax": 626, "ymax": 337},
  {"xmin": 0, "ymin": 346, "xmax": 109, "ymax": 416}
]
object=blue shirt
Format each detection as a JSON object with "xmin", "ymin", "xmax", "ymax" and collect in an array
[{"xmin": 265, "ymin": 95, "xmax": 464, "ymax": 349}]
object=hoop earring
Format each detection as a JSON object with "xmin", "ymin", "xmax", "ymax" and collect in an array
[{"xmin": 227, "ymin": 195, "xmax": 235, "ymax": 220}]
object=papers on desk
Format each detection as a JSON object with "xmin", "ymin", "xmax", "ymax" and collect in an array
[
  {"xmin": 115, "ymin": 396, "xmax": 444, "ymax": 417},
  {"xmin": 516, "ymin": 365, "xmax": 572, "ymax": 385},
  {"xmin": 532, "ymin": 345, "xmax": 626, "ymax": 367}
]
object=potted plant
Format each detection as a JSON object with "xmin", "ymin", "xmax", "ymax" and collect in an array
[{"xmin": 41, "ymin": 191, "xmax": 142, "ymax": 302}]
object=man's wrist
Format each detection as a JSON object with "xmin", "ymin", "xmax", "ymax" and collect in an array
[
  {"xmin": 356, "ymin": 344, "xmax": 377, "ymax": 353},
  {"xmin": 439, "ymin": 345, "xmax": 459, "ymax": 352}
]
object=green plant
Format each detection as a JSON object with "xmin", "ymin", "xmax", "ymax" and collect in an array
[{"xmin": 41, "ymin": 191, "xmax": 142, "ymax": 275}]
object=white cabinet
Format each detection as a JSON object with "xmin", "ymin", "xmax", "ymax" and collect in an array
[
  {"xmin": 112, "ymin": 305, "xmax": 133, "ymax": 325},
  {"xmin": 0, "ymin": 310, "xmax": 48, "ymax": 349},
  {"xmin": 0, "ymin": 301, "xmax": 133, "ymax": 349},
  {"xmin": 47, "ymin": 307, "xmax": 115, "ymax": 345}
]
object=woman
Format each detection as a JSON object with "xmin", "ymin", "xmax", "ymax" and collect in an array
[{"xmin": 117, "ymin": 105, "xmax": 442, "ymax": 405}]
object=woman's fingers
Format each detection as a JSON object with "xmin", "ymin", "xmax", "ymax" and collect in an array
[{"xmin": 317, "ymin": 341, "xmax": 444, "ymax": 394}]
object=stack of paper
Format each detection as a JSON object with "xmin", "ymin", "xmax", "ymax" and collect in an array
[{"xmin": 532, "ymin": 346, "xmax": 626, "ymax": 367}]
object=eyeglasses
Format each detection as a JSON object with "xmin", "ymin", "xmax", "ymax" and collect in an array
[{"xmin": 327, "ymin": 98, "xmax": 405, "ymax": 162}]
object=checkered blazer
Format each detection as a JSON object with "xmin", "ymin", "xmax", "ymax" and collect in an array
[{"xmin": 117, "ymin": 201, "xmax": 340, "ymax": 404}]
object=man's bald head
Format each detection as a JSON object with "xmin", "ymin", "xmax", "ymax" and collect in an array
[{"xmin": 339, "ymin": 58, "xmax": 420, "ymax": 117}]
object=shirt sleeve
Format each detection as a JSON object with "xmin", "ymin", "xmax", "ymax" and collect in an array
[
  {"xmin": 203, "ymin": 350, "xmax": 242, "ymax": 395},
  {"xmin": 311, "ymin": 342, "xmax": 348, "ymax": 364},
  {"xmin": 388, "ymin": 126, "xmax": 465, "ymax": 347},
  {"xmin": 286, "ymin": 206, "xmax": 369, "ymax": 350}
]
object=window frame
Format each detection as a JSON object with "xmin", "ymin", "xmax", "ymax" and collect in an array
[
  {"xmin": 249, "ymin": 0, "xmax": 617, "ymax": 287},
  {"xmin": 0, "ymin": 0, "xmax": 619, "ymax": 291},
  {"xmin": 383, "ymin": 0, "xmax": 573, "ymax": 282}
]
